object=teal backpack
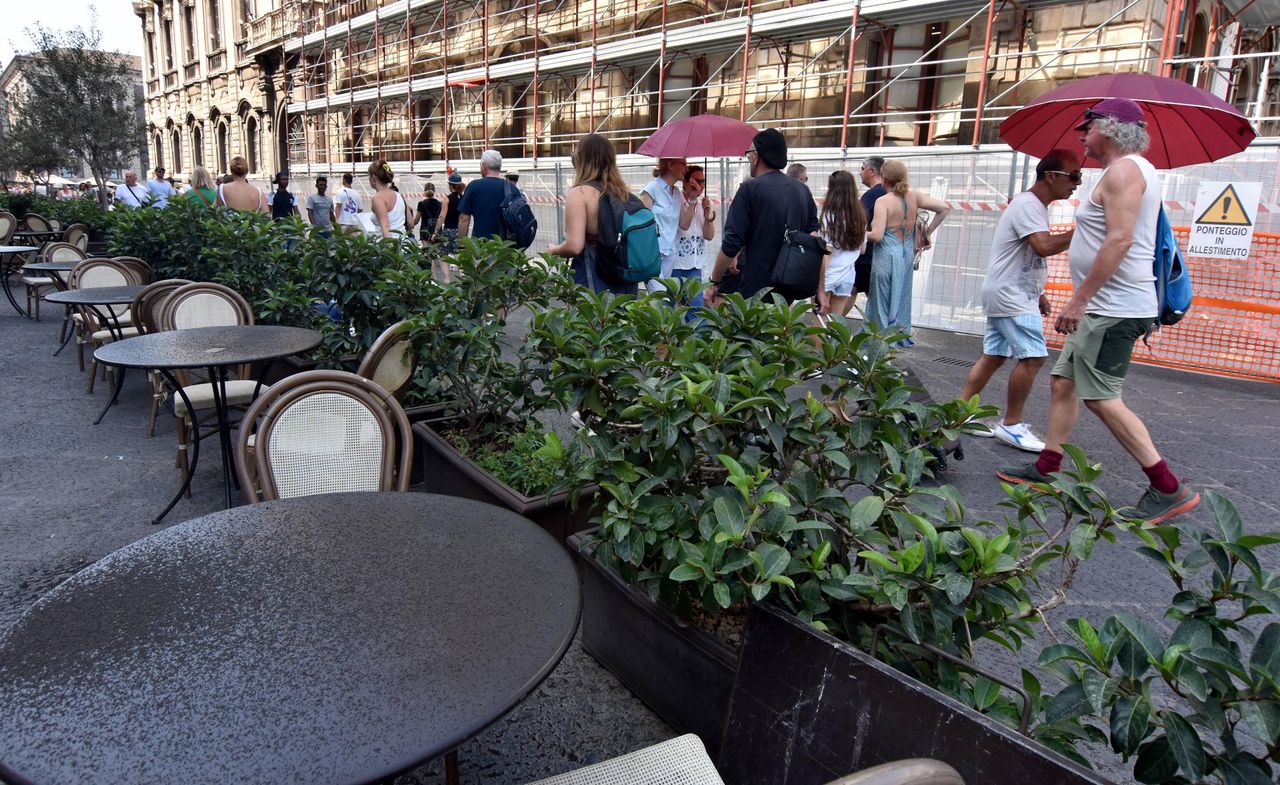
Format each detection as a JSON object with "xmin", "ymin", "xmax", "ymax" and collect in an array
[{"xmin": 594, "ymin": 188, "xmax": 661, "ymax": 285}]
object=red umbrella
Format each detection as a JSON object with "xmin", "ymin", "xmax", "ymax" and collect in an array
[
  {"xmin": 636, "ymin": 113, "xmax": 759, "ymax": 158},
  {"xmin": 999, "ymin": 73, "xmax": 1256, "ymax": 169}
]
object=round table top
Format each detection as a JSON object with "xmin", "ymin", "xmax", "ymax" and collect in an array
[
  {"xmin": 0, "ymin": 245, "xmax": 38, "ymax": 254},
  {"xmin": 95, "ymin": 324, "xmax": 323, "ymax": 369},
  {"xmin": 0, "ymin": 492, "xmax": 581, "ymax": 785},
  {"xmin": 43, "ymin": 285, "xmax": 142, "ymax": 305},
  {"xmin": 22, "ymin": 260, "xmax": 78, "ymax": 272}
]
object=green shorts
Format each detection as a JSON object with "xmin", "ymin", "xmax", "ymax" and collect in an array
[{"xmin": 1051, "ymin": 314, "xmax": 1154, "ymax": 400}]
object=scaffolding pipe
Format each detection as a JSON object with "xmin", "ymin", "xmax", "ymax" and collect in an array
[
  {"xmin": 739, "ymin": 0, "xmax": 752, "ymax": 121},
  {"xmin": 591, "ymin": 0, "xmax": 598, "ymax": 127},
  {"xmin": 532, "ymin": 6, "xmax": 540, "ymax": 162},
  {"xmin": 406, "ymin": 12, "xmax": 414, "ymax": 171},
  {"xmin": 443, "ymin": 0, "xmax": 450, "ymax": 167},
  {"xmin": 657, "ymin": 0, "xmax": 668, "ymax": 126},
  {"xmin": 483, "ymin": 0, "xmax": 490, "ymax": 147},
  {"xmin": 838, "ymin": 0, "xmax": 863, "ymax": 150},
  {"xmin": 971, "ymin": 0, "xmax": 998, "ymax": 147}
]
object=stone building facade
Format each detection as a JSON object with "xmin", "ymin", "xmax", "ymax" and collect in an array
[{"xmin": 137, "ymin": 0, "xmax": 1277, "ymax": 179}]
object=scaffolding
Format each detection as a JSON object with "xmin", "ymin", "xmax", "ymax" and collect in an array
[{"xmin": 262, "ymin": 0, "xmax": 1278, "ymax": 172}]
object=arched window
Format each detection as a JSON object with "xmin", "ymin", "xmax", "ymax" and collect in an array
[
  {"xmin": 217, "ymin": 122, "xmax": 229, "ymax": 173},
  {"xmin": 245, "ymin": 115, "xmax": 259, "ymax": 173},
  {"xmin": 154, "ymin": 132, "xmax": 165, "ymax": 170},
  {"xmin": 172, "ymin": 129, "xmax": 183, "ymax": 173},
  {"xmin": 192, "ymin": 123, "xmax": 205, "ymax": 167}
]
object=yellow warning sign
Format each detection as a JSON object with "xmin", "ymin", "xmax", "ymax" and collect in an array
[{"xmin": 1195, "ymin": 184, "xmax": 1253, "ymax": 226}]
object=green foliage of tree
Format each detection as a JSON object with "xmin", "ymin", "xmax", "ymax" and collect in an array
[{"xmin": 14, "ymin": 11, "xmax": 144, "ymax": 205}]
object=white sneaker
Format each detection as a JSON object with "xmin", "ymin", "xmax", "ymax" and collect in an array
[
  {"xmin": 993, "ymin": 422, "xmax": 1046, "ymax": 452},
  {"xmin": 970, "ymin": 416, "xmax": 999, "ymax": 438}
]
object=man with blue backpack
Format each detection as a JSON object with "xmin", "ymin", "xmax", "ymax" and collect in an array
[
  {"xmin": 459, "ymin": 149, "xmax": 537, "ymax": 248},
  {"xmin": 997, "ymin": 98, "xmax": 1200, "ymax": 525}
]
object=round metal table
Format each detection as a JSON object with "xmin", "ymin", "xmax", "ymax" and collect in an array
[
  {"xmin": 0, "ymin": 245, "xmax": 39, "ymax": 316},
  {"xmin": 44, "ymin": 285, "xmax": 142, "ymax": 341},
  {"xmin": 0, "ymin": 492, "xmax": 582, "ymax": 785},
  {"xmin": 95, "ymin": 325, "xmax": 324, "ymax": 521}
]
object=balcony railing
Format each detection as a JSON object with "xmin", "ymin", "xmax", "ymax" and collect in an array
[
  {"xmin": 183, "ymin": 61, "xmax": 200, "ymax": 82},
  {"xmin": 245, "ymin": 1, "xmax": 323, "ymax": 56},
  {"xmin": 163, "ymin": 70, "xmax": 178, "ymax": 90},
  {"xmin": 206, "ymin": 49, "xmax": 225, "ymax": 73}
]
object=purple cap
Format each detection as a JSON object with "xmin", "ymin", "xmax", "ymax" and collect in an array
[{"xmin": 1074, "ymin": 97, "xmax": 1146, "ymax": 130}]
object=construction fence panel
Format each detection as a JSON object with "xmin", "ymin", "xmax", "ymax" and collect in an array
[{"xmin": 296, "ymin": 138, "xmax": 1279, "ymax": 382}]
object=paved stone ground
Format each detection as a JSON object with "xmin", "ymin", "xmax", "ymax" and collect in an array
[{"xmin": 1, "ymin": 301, "xmax": 1276, "ymax": 784}]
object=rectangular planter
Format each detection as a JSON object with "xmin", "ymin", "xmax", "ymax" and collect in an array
[
  {"xmin": 569, "ymin": 533, "xmax": 738, "ymax": 757},
  {"xmin": 412, "ymin": 419, "xmax": 598, "ymax": 543},
  {"xmin": 718, "ymin": 605, "xmax": 1115, "ymax": 785}
]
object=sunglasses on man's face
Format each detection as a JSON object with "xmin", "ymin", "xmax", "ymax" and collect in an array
[
  {"xmin": 1049, "ymin": 169, "xmax": 1083, "ymax": 183},
  {"xmin": 690, "ymin": 178, "xmax": 706, "ymax": 185},
  {"xmin": 744, "ymin": 148, "xmax": 756, "ymax": 157}
]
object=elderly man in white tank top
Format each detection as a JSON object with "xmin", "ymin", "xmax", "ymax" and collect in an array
[{"xmin": 997, "ymin": 97, "xmax": 1200, "ymax": 526}]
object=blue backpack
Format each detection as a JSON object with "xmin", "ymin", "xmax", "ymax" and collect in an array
[
  {"xmin": 499, "ymin": 180, "xmax": 538, "ymax": 249},
  {"xmin": 1154, "ymin": 206, "xmax": 1193, "ymax": 327},
  {"xmin": 594, "ymin": 188, "xmax": 661, "ymax": 285}
]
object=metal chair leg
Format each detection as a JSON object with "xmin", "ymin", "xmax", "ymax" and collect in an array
[{"xmin": 445, "ymin": 750, "xmax": 459, "ymax": 785}]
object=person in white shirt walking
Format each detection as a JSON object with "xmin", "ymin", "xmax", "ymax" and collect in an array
[
  {"xmin": 961, "ymin": 149, "xmax": 1079, "ymax": 452},
  {"xmin": 333, "ymin": 172, "xmax": 363, "ymax": 234},
  {"xmin": 146, "ymin": 166, "xmax": 175, "ymax": 208},
  {"xmin": 113, "ymin": 170, "xmax": 147, "ymax": 209}
]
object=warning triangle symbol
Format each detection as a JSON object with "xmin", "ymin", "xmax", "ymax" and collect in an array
[{"xmin": 1195, "ymin": 184, "xmax": 1253, "ymax": 226}]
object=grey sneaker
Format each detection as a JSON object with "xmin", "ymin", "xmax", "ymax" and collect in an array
[
  {"xmin": 1122, "ymin": 484, "xmax": 1201, "ymax": 526},
  {"xmin": 996, "ymin": 462, "xmax": 1052, "ymax": 485}
]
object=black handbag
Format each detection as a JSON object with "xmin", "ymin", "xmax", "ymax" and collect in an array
[{"xmin": 770, "ymin": 226, "xmax": 827, "ymax": 301}]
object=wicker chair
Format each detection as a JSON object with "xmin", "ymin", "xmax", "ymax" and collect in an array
[
  {"xmin": 0, "ymin": 211, "xmax": 15, "ymax": 244},
  {"xmin": 157, "ymin": 282, "xmax": 260, "ymax": 492},
  {"xmin": 355, "ymin": 320, "xmax": 417, "ymax": 401},
  {"xmin": 62, "ymin": 223, "xmax": 89, "ymax": 251},
  {"xmin": 524, "ymin": 737, "xmax": 964, "ymax": 785},
  {"xmin": 235, "ymin": 370, "xmax": 413, "ymax": 503},
  {"xmin": 67, "ymin": 258, "xmax": 142, "ymax": 389},
  {"xmin": 22, "ymin": 242, "xmax": 85, "ymax": 321},
  {"xmin": 112, "ymin": 256, "xmax": 154, "ymax": 284},
  {"xmin": 22, "ymin": 213, "xmax": 52, "ymax": 233},
  {"xmin": 130, "ymin": 278, "xmax": 193, "ymax": 437}
]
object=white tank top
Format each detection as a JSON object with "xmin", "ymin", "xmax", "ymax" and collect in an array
[
  {"xmin": 385, "ymin": 193, "xmax": 407, "ymax": 235},
  {"xmin": 1066, "ymin": 153, "xmax": 1160, "ymax": 318}
]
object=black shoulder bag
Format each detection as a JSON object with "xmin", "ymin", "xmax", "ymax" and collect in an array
[{"xmin": 770, "ymin": 226, "xmax": 827, "ymax": 301}]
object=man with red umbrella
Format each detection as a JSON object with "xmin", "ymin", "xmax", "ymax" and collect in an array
[{"xmin": 997, "ymin": 98, "xmax": 1200, "ymax": 525}]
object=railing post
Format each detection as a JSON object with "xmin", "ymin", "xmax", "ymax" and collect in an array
[
  {"xmin": 838, "ymin": 0, "xmax": 863, "ymax": 151},
  {"xmin": 971, "ymin": 0, "xmax": 998, "ymax": 147}
]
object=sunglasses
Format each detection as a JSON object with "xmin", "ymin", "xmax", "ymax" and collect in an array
[
  {"xmin": 1049, "ymin": 169, "xmax": 1082, "ymax": 183},
  {"xmin": 690, "ymin": 178, "xmax": 706, "ymax": 185},
  {"xmin": 744, "ymin": 148, "xmax": 756, "ymax": 157}
]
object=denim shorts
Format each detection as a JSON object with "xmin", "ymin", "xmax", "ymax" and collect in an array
[{"xmin": 983, "ymin": 313, "xmax": 1048, "ymax": 360}]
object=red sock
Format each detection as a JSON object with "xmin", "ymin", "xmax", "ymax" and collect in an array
[
  {"xmin": 1035, "ymin": 449, "xmax": 1063, "ymax": 476},
  {"xmin": 1142, "ymin": 460, "xmax": 1180, "ymax": 494}
]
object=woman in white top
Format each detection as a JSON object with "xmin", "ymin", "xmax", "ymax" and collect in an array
[
  {"xmin": 817, "ymin": 170, "xmax": 868, "ymax": 320},
  {"xmin": 216, "ymin": 156, "xmax": 267, "ymax": 212},
  {"xmin": 367, "ymin": 159, "xmax": 415, "ymax": 240}
]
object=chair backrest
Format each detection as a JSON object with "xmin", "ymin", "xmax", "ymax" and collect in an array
[
  {"xmin": 821, "ymin": 760, "xmax": 965, "ymax": 785},
  {"xmin": 112, "ymin": 255, "xmax": 154, "ymax": 284},
  {"xmin": 22, "ymin": 213, "xmax": 51, "ymax": 232},
  {"xmin": 235, "ymin": 370, "xmax": 413, "ymax": 503},
  {"xmin": 157, "ymin": 282, "xmax": 254, "ymax": 331},
  {"xmin": 47, "ymin": 217, "xmax": 62, "ymax": 231},
  {"xmin": 41, "ymin": 242, "xmax": 88, "ymax": 264},
  {"xmin": 67, "ymin": 258, "xmax": 136, "ymax": 289},
  {"xmin": 356, "ymin": 320, "xmax": 417, "ymax": 401},
  {"xmin": 62, "ymin": 223, "xmax": 89, "ymax": 250},
  {"xmin": 524, "ymin": 735, "xmax": 726, "ymax": 785},
  {"xmin": 130, "ymin": 278, "xmax": 194, "ymax": 335},
  {"xmin": 0, "ymin": 211, "xmax": 15, "ymax": 245}
]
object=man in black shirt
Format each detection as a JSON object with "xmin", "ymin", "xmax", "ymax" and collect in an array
[
  {"xmin": 706, "ymin": 129, "xmax": 818, "ymax": 304},
  {"xmin": 854, "ymin": 156, "xmax": 886, "ymax": 298}
]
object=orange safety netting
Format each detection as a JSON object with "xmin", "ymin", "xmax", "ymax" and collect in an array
[{"xmin": 1042, "ymin": 226, "xmax": 1280, "ymax": 383}]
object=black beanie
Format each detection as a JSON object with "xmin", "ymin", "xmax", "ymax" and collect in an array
[{"xmin": 753, "ymin": 128, "xmax": 787, "ymax": 170}]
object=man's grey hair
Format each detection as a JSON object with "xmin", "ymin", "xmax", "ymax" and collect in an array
[
  {"xmin": 862, "ymin": 156, "xmax": 884, "ymax": 174},
  {"xmin": 786, "ymin": 163, "xmax": 807, "ymax": 178},
  {"xmin": 1095, "ymin": 117, "xmax": 1150, "ymax": 154},
  {"xmin": 480, "ymin": 149, "xmax": 503, "ymax": 172},
  {"xmin": 124, "ymin": 170, "xmax": 137, "ymax": 179}
]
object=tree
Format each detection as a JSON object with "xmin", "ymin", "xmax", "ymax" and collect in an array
[{"xmin": 18, "ymin": 11, "xmax": 144, "ymax": 206}]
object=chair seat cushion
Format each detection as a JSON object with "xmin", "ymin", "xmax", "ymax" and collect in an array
[
  {"xmin": 172, "ymin": 379, "xmax": 266, "ymax": 416},
  {"xmin": 21, "ymin": 276, "xmax": 53, "ymax": 286},
  {"xmin": 91, "ymin": 326, "xmax": 142, "ymax": 343},
  {"xmin": 71, "ymin": 309, "xmax": 133, "ymax": 326}
]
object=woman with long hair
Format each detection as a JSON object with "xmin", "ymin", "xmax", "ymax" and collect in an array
[
  {"xmin": 216, "ymin": 156, "xmax": 266, "ymax": 212},
  {"xmin": 817, "ymin": 170, "xmax": 867, "ymax": 320},
  {"xmin": 436, "ymin": 172, "xmax": 465, "ymax": 254},
  {"xmin": 865, "ymin": 159, "xmax": 951, "ymax": 346},
  {"xmin": 367, "ymin": 159, "xmax": 415, "ymax": 240},
  {"xmin": 546, "ymin": 133, "xmax": 636, "ymax": 295}
]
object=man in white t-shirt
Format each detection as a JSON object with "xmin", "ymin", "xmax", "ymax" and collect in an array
[
  {"xmin": 961, "ymin": 149, "xmax": 1078, "ymax": 452},
  {"xmin": 333, "ymin": 172, "xmax": 363, "ymax": 233},
  {"xmin": 146, "ymin": 166, "xmax": 176, "ymax": 208},
  {"xmin": 113, "ymin": 170, "xmax": 147, "ymax": 208}
]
